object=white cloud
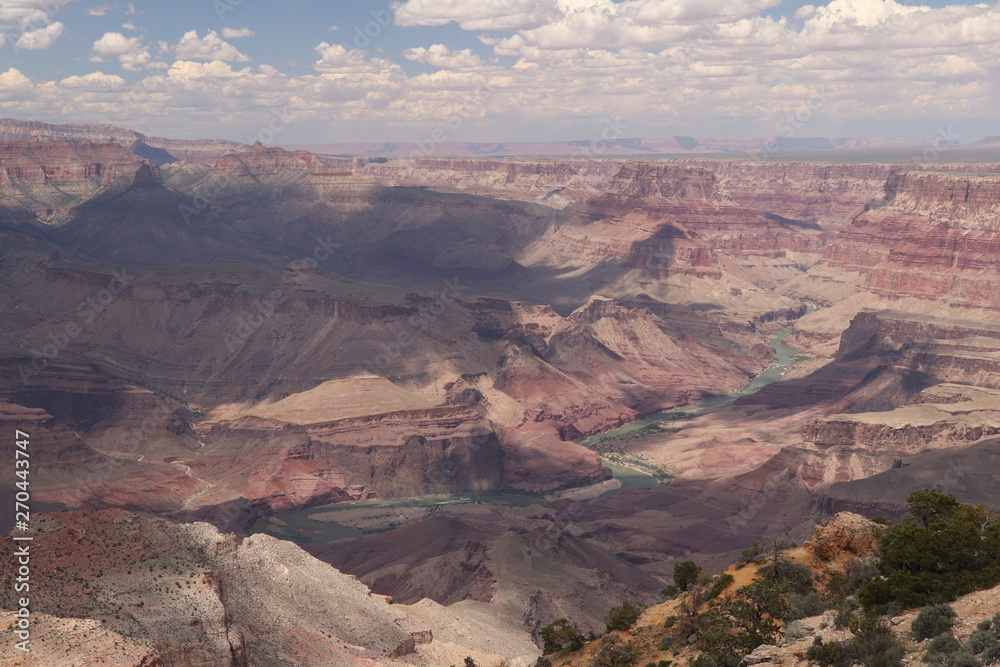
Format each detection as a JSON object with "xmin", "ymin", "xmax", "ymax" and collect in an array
[
  {"xmin": 174, "ymin": 30, "xmax": 250, "ymax": 62},
  {"xmin": 15, "ymin": 21, "xmax": 63, "ymax": 49},
  {"xmin": 1, "ymin": 0, "xmax": 73, "ymax": 51},
  {"xmin": 86, "ymin": 3, "xmax": 119, "ymax": 16},
  {"xmin": 0, "ymin": 0, "xmax": 75, "ymax": 24},
  {"xmin": 314, "ymin": 43, "xmax": 402, "ymax": 75},
  {"xmin": 404, "ymin": 44, "xmax": 489, "ymax": 70},
  {"xmin": 2, "ymin": 0, "xmax": 1000, "ymax": 143},
  {"xmin": 59, "ymin": 71, "xmax": 126, "ymax": 90},
  {"xmin": 0, "ymin": 67, "xmax": 32, "ymax": 97},
  {"xmin": 393, "ymin": 0, "xmax": 560, "ymax": 30},
  {"xmin": 122, "ymin": 21, "xmax": 139, "ymax": 31},
  {"xmin": 91, "ymin": 31, "xmax": 165, "ymax": 71},
  {"xmin": 221, "ymin": 26, "xmax": 254, "ymax": 39}
]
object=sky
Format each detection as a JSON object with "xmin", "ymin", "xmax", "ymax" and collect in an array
[{"xmin": 0, "ymin": 0, "xmax": 998, "ymax": 144}]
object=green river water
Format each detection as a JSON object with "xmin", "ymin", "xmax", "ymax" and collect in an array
[{"xmin": 254, "ymin": 326, "xmax": 805, "ymax": 543}]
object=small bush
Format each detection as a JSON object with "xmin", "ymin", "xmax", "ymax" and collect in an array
[
  {"xmin": 662, "ymin": 584, "xmax": 680, "ymax": 599},
  {"xmin": 810, "ymin": 612, "xmax": 903, "ymax": 667},
  {"xmin": 835, "ymin": 608, "xmax": 854, "ymax": 630},
  {"xmin": 737, "ymin": 543, "xmax": 764, "ymax": 568},
  {"xmin": 658, "ymin": 635, "xmax": 672, "ymax": 651},
  {"xmin": 976, "ymin": 619, "xmax": 991, "ymax": 632},
  {"xmin": 539, "ymin": 618, "xmax": 585, "ymax": 654},
  {"xmin": 787, "ymin": 591, "xmax": 826, "ymax": 621},
  {"xmin": 606, "ymin": 600, "xmax": 646, "ymax": 633},
  {"xmin": 534, "ymin": 658, "xmax": 552, "ymax": 667},
  {"xmin": 707, "ymin": 574, "xmax": 734, "ymax": 600},
  {"xmin": 760, "ymin": 560, "xmax": 814, "ymax": 594},
  {"xmin": 674, "ymin": 562, "xmax": 702, "ymax": 592},
  {"xmin": 980, "ymin": 643, "xmax": 1000, "ymax": 665},
  {"xmin": 594, "ymin": 637, "xmax": 637, "ymax": 667},
  {"xmin": 926, "ymin": 633, "xmax": 962, "ymax": 656},
  {"xmin": 950, "ymin": 654, "xmax": 982, "ymax": 667},
  {"xmin": 913, "ymin": 605, "xmax": 958, "ymax": 641},
  {"xmin": 966, "ymin": 630, "xmax": 997, "ymax": 655},
  {"xmin": 807, "ymin": 639, "xmax": 843, "ymax": 665}
]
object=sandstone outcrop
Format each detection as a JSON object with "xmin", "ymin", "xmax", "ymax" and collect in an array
[{"xmin": 803, "ymin": 511, "xmax": 880, "ymax": 561}]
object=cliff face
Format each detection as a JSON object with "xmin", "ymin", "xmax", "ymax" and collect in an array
[
  {"xmin": 0, "ymin": 510, "xmax": 539, "ymax": 666},
  {"xmin": 0, "ymin": 119, "xmax": 245, "ymax": 162},
  {"xmin": 0, "ymin": 140, "xmax": 150, "ymax": 217},
  {"xmin": 689, "ymin": 161, "xmax": 898, "ymax": 228},
  {"xmin": 822, "ymin": 172, "xmax": 1000, "ymax": 310},
  {"xmin": 190, "ymin": 406, "xmax": 506, "ymax": 512}
]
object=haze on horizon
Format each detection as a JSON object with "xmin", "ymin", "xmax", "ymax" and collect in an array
[{"xmin": 0, "ymin": 0, "xmax": 997, "ymax": 145}]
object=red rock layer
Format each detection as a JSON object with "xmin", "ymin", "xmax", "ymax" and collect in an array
[{"xmin": 824, "ymin": 171, "xmax": 1000, "ymax": 310}]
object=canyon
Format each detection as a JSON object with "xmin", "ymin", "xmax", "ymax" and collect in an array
[{"xmin": 2, "ymin": 121, "xmax": 1000, "ymax": 665}]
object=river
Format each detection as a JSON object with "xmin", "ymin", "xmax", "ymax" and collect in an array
[
  {"xmin": 578, "ymin": 326, "xmax": 805, "ymax": 489},
  {"xmin": 252, "ymin": 326, "xmax": 805, "ymax": 543}
]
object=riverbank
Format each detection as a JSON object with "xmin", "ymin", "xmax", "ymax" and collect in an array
[
  {"xmin": 577, "ymin": 326, "xmax": 807, "ymax": 486},
  {"xmin": 251, "ymin": 327, "xmax": 808, "ymax": 545}
]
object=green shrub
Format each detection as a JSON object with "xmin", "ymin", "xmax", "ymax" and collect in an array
[
  {"xmin": 786, "ymin": 591, "xmax": 825, "ymax": 621},
  {"xmin": 912, "ymin": 605, "xmax": 957, "ymax": 640},
  {"xmin": 760, "ymin": 560, "xmax": 814, "ymax": 595},
  {"xmin": 658, "ymin": 635, "xmax": 672, "ymax": 650},
  {"xmin": 976, "ymin": 619, "xmax": 991, "ymax": 632},
  {"xmin": 737, "ymin": 543, "xmax": 764, "ymax": 568},
  {"xmin": 807, "ymin": 639, "xmax": 844, "ymax": 665},
  {"xmin": 926, "ymin": 633, "xmax": 962, "ymax": 656},
  {"xmin": 810, "ymin": 611, "xmax": 903, "ymax": 667},
  {"xmin": 539, "ymin": 618, "xmax": 585, "ymax": 654},
  {"xmin": 707, "ymin": 574, "xmax": 734, "ymax": 600},
  {"xmin": 966, "ymin": 630, "xmax": 997, "ymax": 655},
  {"xmin": 835, "ymin": 607, "xmax": 854, "ymax": 630},
  {"xmin": 980, "ymin": 643, "xmax": 1000, "ymax": 665},
  {"xmin": 606, "ymin": 600, "xmax": 646, "ymax": 633},
  {"xmin": 662, "ymin": 584, "xmax": 680, "ymax": 599},
  {"xmin": 534, "ymin": 658, "xmax": 552, "ymax": 667},
  {"xmin": 950, "ymin": 654, "xmax": 981, "ymax": 667},
  {"xmin": 675, "ymin": 562, "xmax": 702, "ymax": 592},
  {"xmin": 594, "ymin": 636, "xmax": 637, "ymax": 667},
  {"xmin": 859, "ymin": 490, "xmax": 1000, "ymax": 612}
]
